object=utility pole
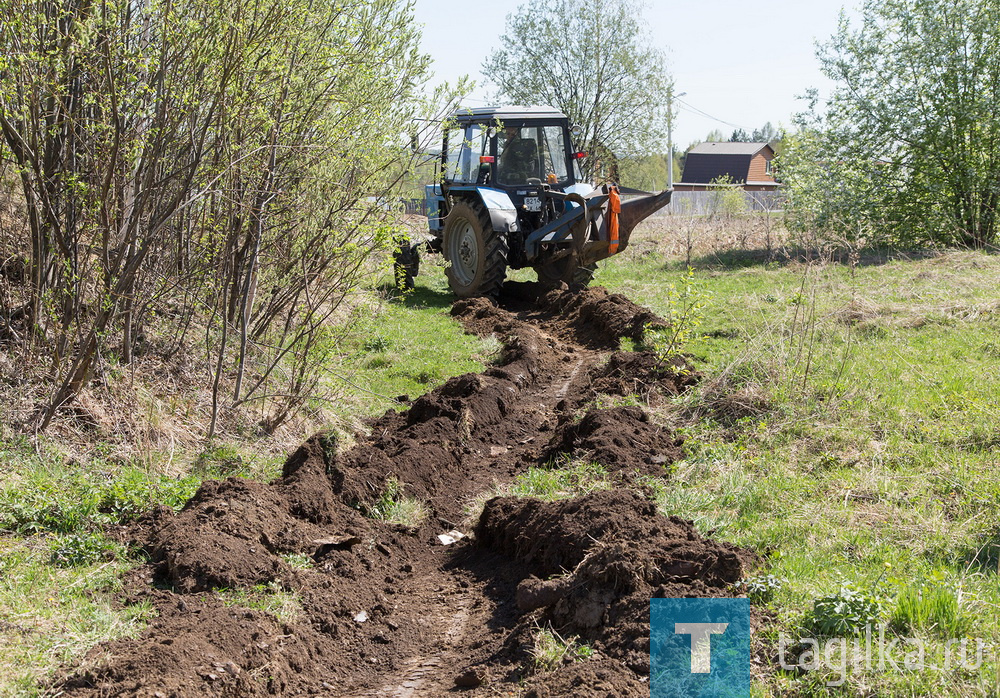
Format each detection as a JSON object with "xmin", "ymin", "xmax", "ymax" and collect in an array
[{"xmin": 667, "ymin": 90, "xmax": 687, "ymax": 192}]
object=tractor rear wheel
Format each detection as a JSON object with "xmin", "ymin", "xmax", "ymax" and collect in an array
[
  {"xmin": 535, "ymin": 258, "xmax": 597, "ymax": 288},
  {"xmin": 443, "ymin": 200, "xmax": 508, "ymax": 299}
]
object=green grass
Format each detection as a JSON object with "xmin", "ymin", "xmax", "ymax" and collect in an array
[
  {"xmin": 3, "ymin": 225, "xmax": 1000, "ymax": 695},
  {"xmin": 0, "ymin": 435, "xmax": 290, "ymax": 696},
  {"xmin": 325, "ymin": 262, "xmax": 496, "ymax": 424},
  {"xmin": 215, "ymin": 581, "xmax": 302, "ymax": 623},
  {"xmin": 463, "ymin": 461, "xmax": 613, "ymax": 526},
  {"xmin": 531, "ymin": 626, "xmax": 593, "ymax": 673},
  {"xmin": 0, "ymin": 536, "xmax": 154, "ymax": 696},
  {"xmin": 597, "ymin": 239, "xmax": 1000, "ymax": 696},
  {"xmin": 365, "ymin": 477, "xmax": 430, "ymax": 527}
]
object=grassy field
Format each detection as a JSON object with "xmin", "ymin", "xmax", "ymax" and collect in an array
[
  {"xmin": 1, "ymin": 214, "xmax": 998, "ymax": 695},
  {"xmin": 601, "ymin": 220, "xmax": 1000, "ymax": 696}
]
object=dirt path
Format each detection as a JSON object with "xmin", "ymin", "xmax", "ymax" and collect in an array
[{"xmin": 51, "ymin": 285, "xmax": 750, "ymax": 697}]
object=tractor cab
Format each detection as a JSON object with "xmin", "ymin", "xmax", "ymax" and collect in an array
[{"xmin": 434, "ymin": 107, "xmax": 590, "ymax": 219}]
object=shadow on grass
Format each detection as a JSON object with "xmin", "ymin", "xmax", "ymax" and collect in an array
[
  {"xmin": 665, "ymin": 247, "xmax": 948, "ymax": 272},
  {"xmin": 959, "ymin": 526, "xmax": 1000, "ymax": 575},
  {"xmin": 376, "ymin": 282, "xmax": 454, "ymax": 310}
]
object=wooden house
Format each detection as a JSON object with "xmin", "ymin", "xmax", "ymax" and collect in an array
[{"xmin": 677, "ymin": 142, "xmax": 779, "ymax": 192}]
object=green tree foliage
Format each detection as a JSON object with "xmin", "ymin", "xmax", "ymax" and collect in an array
[
  {"xmin": 482, "ymin": 0, "xmax": 673, "ymax": 182},
  {"xmin": 618, "ymin": 153, "xmax": 676, "ymax": 192},
  {"xmin": 785, "ymin": 0, "xmax": 1000, "ymax": 248},
  {"xmin": 752, "ymin": 122, "xmax": 780, "ymax": 143},
  {"xmin": 730, "ymin": 123, "xmax": 780, "ymax": 144},
  {"xmin": 0, "ymin": 0, "xmax": 444, "ymax": 432}
]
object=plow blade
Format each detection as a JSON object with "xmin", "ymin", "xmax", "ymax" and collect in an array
[{"xmin": 525, "ymin": 186, "xmax": 674, "ymax": 270}]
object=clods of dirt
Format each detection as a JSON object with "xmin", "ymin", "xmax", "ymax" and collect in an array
[
  {"xmin": 476, "ymin": 490, "xmax": 744, "ymax": 584},
  {"xmin": 55, "ymin": 597, "xmax": 339, "ymax": 697},
  {"xmin": 589, "ymin": 350, "xmax": 700, "ymax": 400},
  {"xmin": 541, "ymin": 406, "xmax": 683, "ymax": 475},
  {"xmin": 48, "ymin": 285, "xmax": 750, "ymax": 698},
  {"xmin": 476, "ymin": 490, "xmax": 750, "ymax": 681},
  {"xmin": 521, "ymin": 659, "xmax": 649, "ymax": 697},
  {"xmin": 539, "ymin": 286, "xmax": 669, "ymax": 346}
]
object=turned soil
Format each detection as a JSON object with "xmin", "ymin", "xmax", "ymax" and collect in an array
[{"xmin": 51, "ymin": 284, "xmax": 752, "ymax": 697}]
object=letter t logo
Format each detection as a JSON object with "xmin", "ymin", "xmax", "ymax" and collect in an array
[{"xmin": 674, "ymin": 622, "xmax": 729, "ymax": 673}]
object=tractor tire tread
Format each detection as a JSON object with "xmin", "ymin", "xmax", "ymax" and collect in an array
[{"xmin": 444, "ymin": 200, "xmax": 508, "ymax": 299}]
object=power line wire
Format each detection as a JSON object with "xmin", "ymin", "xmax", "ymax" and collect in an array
[{"xmin": 675, "ymin": 97, "xmax": 746, "ymax": 131}]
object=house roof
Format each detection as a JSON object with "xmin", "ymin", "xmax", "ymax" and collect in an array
[
  {"xmin": 681, "ymin": 142, "xmax": 775, "ymax": 184},
  {"xmin": 687, "ymin": 142, "xmax": 772, "ymax": 156}
]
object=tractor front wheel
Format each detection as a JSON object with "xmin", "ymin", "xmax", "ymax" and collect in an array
[{"xmin": 443, "ymin": 200, "xmax": 508, "ymax": 299}]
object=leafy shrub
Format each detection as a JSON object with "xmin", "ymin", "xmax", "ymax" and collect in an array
[
  {"xmin": 743, "ymin": 574, "xmax": 785, "ymax": 604},
  {"xmin": 805, "ymin": 584, "xmax": 882, "ymax": 636},
  {"xmin": 644, "ymin": 267, "xmax": 710, "ymax": 365}
]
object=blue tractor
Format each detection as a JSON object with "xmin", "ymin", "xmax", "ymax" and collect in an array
[{"xmin": 418, "ymin": 106, "xmax": 674, "ymax": 299}]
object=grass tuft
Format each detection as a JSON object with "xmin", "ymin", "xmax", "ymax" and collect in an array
[
  {"xmin": 365, "ymin": 478, "xmax": 429, "ymax": 528},
  {"xmin": 531, "ymin": 626, "xmax": 593, "ymax": 673},
  {"xmin": 463, "ymin": 461, "xmax": 611, "ymax": 527}
]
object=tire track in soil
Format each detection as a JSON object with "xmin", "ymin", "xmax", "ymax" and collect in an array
[
  {"xmin": 50, "ymin": 284, "xmax": 754, "ymax": 698},
  {"xmin": 357, "ymin": 585, "xmax": 476, "ymax": 697}
]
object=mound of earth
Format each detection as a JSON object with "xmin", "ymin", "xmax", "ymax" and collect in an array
[
  {"xmin": 540, "ymin": 406, "xmax": 683, "ymax": 475},
  {"xmin": 521, "ymin": 659, "xmax": 649, "ymax": 697},
  {"xmin": 476, "ymin": 489, "xmax": 744, "ymax": 583},
  {"xmin": 330, "ymin": 287, "xmax": 671, "ymax": 518},
  {"xmin": 539, "ymin": 286, "xmax": 669, "ymax": 347},
  {"xmin": 56, "ymin": 597, "xmax": 340, "ymax": 696},
  {"xmin": 476, "ymin": 490, "xmax": 750, "ymax": 678},
  {"xmin": 589, "ymin": 350, "xmax": 700, "ymax": 399}
]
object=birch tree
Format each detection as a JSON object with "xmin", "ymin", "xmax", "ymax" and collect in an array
[{"xmin": 785, "ymin": 0, "xmax": 1000, "ymax": 247}]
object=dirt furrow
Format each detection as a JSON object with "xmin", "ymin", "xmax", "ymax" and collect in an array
[{"xmin": 51, "ymin": 285, "xmax": 751, "ymax": 697}]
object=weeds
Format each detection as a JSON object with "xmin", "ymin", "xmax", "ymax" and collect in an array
[
  {"xmin": 279, "ymin": 552, "xmax": 313, "ymax": 570},
  {"xmin": 0, "ymin": 463, "xmax": 200, "ymax": 535},
  {"xmin": 463, "ymin": 462, "xmax": 611, "ymax": 527},
  {"xmin": 216, "ymin": 581, "xmax": 301, "ymax": 623},
  {"xmin": 891, "ymin": 581, "xmax": 968, "ymax": 637},
  {"xmin": 365, "ymin": 478, "xmax": 429, "ymax": 527},
  {"xmin": 805, "ymin": 584, "xmax": 883, "ymax": 637},
  {"xmin": 49, "ymin": 532, "xmax": 122, "ymax": 568},
  {"xmin": 531, "ymin": 626, "xmax": 593, "ymax": 672},
  {"xmin": 743, "ymin": 574, "xmax": 786, "ymax": 605}
]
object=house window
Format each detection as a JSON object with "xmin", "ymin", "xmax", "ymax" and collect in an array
[{"xmin": 765, "ymin": 158, "xmax": 773, "ymax": 175}]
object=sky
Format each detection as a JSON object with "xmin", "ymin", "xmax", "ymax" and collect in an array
[{"xmin": 411, "ymin": 0, "xmax": 861, "ymax": 149}]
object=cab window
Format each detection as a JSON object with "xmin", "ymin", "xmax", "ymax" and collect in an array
[{"xmin": 445, "ymin": 125, "xmax": 486, "ymax": 183}]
